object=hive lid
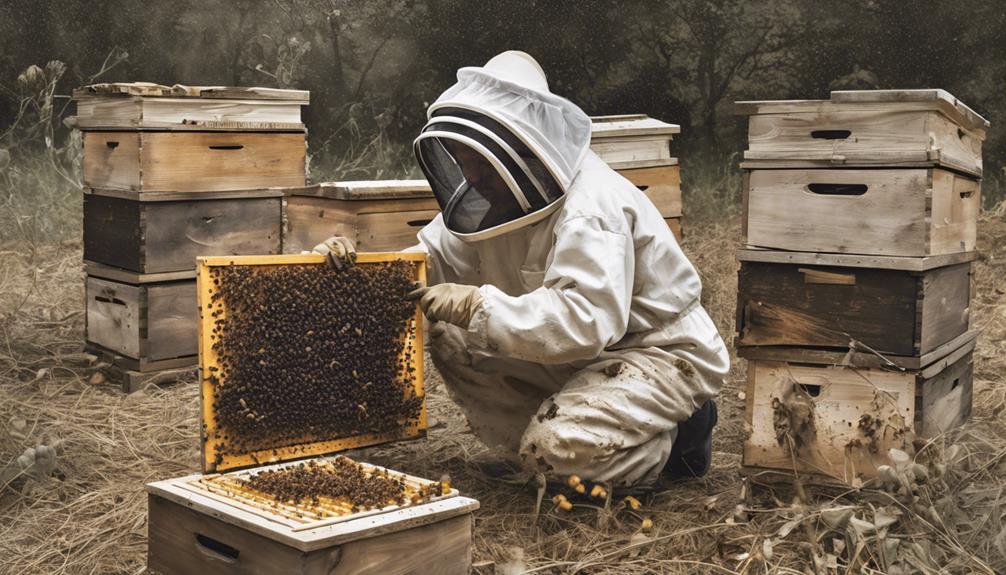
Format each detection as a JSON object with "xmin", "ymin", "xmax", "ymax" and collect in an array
[
  {"xmin": 736, "ymin": 248, "xmax": 977, "ymax": 272},
  {"xmin": 590, "ymin": 114, "xmax": 681, "ymax": 139},
  {"xmin": 735, "ymin": 89, "xmax": 988, "ymax": 132},
  {"xmin": 197, "ymin": 253, "xmax": 427, "ymax": 473},
  {"xmin": 290, "ymin": 180, "xmax": 434, "ymax": 201},
  {"xmin": 73, "ymin": 82, "xmax": 309, "ymax": 102}
]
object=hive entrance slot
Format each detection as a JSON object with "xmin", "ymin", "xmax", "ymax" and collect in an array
[
  {"xmin": 798, "ymin": 383, "xmax": 822, "ymax": 397},
  {"xmin": 407, "ymin": 219, "xmax": 433, "ymax": 227},
  {"xmin": 810, "ymin": 130, "xmax": 851, "ymax": 140},
  {"xmin": 194, "ymin": 533, "xmax": 239, "ymax": 562},
  {"xmin": 94, "ymin": 295, "xmax": 126, "ymax": 306},
  {"xmin": 208, "ymin": 145, "xmax": 245, "ymax": 151},
  {"xmin": 806, "ymin": 183, "xmax": 868, "ymax": 196},
  {"xmin": 105, "ymin": 141, "xmax": 119, "ymax": 149}
]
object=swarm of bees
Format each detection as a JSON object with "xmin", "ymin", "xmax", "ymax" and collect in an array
[
  {"xmin": 206, "ymin": 260, "xmax": 422, "ymax": 458},
  {"xmin": 243, "ymin": 458, "xmax": 411, "ymax": 511}
]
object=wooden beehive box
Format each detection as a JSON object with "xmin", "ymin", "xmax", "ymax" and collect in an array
[
  {"xmin": 146, "ymin": 252, "xmax": 479, "ymax": 575},
  {"xmin": 735, "ymin": 89, "xmax": 988, "ymax": 177},
  {"xmin": 85, "ymin": 262, "xmax": 197, "ymax": 368},
  {"xmin": 741, "ymin": 331, "xmax": 976, "ymax": 484},
  {"xmin": 736, "ymin": 249, "xmax": 974, "ymax": 356},
  {"xmin": 741, "ymin": 167, "xmax": 979, "ymax": 257},
  {"xmin": 72, "ymin": 83, "xmax": 309, "ymax": 193},
  {"xmin": 284, "ymin": 181, "xmax": 439, "ymax": 254},
  {"xmin": 84, "ymin": 189, "xmax": 283, "ymax": 274},
  {"xmin": 590, "ymin": 114, "xmax": 679, "ymax": 170}
]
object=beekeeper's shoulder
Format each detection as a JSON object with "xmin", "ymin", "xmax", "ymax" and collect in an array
[{"xmin": 557, "ymin": 151, "xmax": 641, "ymax": 235}]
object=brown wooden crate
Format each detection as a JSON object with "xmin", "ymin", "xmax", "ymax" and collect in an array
[
  {"xmin": 743, "ymin": 350, "xmax": 974, "ymax": 484},
  {"xmin": 83, "ymin": 132, "xmax": 306, "ymax": 192},
  {"xmin": 85, "ymin": 276, "xmax": 197, "ymax": 361},
  {"xmin": 283, "ymin": 195, "xmax": 440, "ymax": 254},
  {"xmin": 84, "ymin": 191, "xmax": 282, "ymax": 273},
  {"xmin": 617, "ymin": 164, "xmax": 683, "ymax": 218},
  {"xmin": 745, "ymin": 168, "xmax": 979, "ymax": 257},
  {"xmin": 736, "ymin": 260, "xmax": 971, "ymax": 356},
  {"xmin": 147, "ymin": 492, "xmax": 474, "ymax": 575}
]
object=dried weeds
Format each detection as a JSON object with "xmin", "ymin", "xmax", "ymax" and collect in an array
[{"xmin": 1, "ymin": 211, "xmax": 1005, "ymax": 574}]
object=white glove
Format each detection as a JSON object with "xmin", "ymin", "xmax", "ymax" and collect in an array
[
  {"xmin": 406, "ymin": 282, "xmax": 484, "ymax": 328},
  {"xmin": 312, "ymin": 236, "xmax": 357, "ymax": 271}
]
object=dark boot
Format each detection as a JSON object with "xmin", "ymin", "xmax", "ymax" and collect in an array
[{"xmin": 663, "ymin": 399, "xmax": 718, "ymax": 479}]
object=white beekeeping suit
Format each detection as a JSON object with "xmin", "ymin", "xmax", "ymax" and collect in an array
[{"xmin": 409, "ymin": 51, "xmax": 729, "ymax": 487}]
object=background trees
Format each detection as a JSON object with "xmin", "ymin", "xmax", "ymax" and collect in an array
[{"xmin": 1, "ymin": 0, "xmax": 1005, "ymax": 204}]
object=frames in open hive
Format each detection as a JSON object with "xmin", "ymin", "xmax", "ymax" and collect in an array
[
  {"xmin": 197, "ymin": 253, "xmax": 427, "ymax": 474},
  {"xmin": 179, "ymin": 455, "xmax": 457, "ymax": 532}
]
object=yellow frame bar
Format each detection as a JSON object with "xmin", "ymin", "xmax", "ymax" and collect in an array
[{"xmin": 197, "ymin": 252, "xmax": 428, "ymax": 473}]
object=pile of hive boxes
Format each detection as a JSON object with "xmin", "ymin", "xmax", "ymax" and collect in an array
[
  {"xmin": 734, "ymin": 89, "xmax": 988, "ymax": 484},
  {"xmin": 74, "ymin": 83, "xmax": 309, "ymax": 391},
  {"xmin": 283, "ymin": 113, "xmax": 683, "ymax": 255}
]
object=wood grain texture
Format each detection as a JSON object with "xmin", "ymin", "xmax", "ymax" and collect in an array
[
  {"xmin": 83, "ymin": 194, "xmax": 142, "ymax": 271},
  {"xmin": 743, "ymin": 109, "xmax": 983, "ymax": 176},
  {"xmin": 74, "ymin": 83, "xmax": 309, "ymax": 101},
  {"xmin": 930, "ymin": 170, "xmax": 980, "ymax": 254},
  {"xmin": 147, "ymin": 494, "xmax": 473, "ymax": 575},
  {"xmin": 85, "ymin": 276, "xmax": 197, "ymax": 361},
  {"xmin": 746, "ymin": 168, "xmax": 976, "ymax": 257},
  {"xmin": 144, "ymin": 281, "xmax": 199, "ymax": 360},
  {"xmin": 590, "ymin": 115, "xmax": 681, "ymax": 137},
  {"xmin": 744, "ymin": 350, "xmax": 974, "ymax": 482},
  {"xmin": 736, "ymin": 329, "xmax": 978, "ymax": 372},
  {"xmin": 283, "ymin": 196, "xmax": 440, "ymax": 254},
  {"xmin": 84, "ymin": 195, "xmax": 282, "ymax": 273},
  {"xmin": 85, "ymin": 260, "xmax": 196, "ymax": 284},
  {"xmin": 74, "ymin": 96, "xmax": 305, "ymax": 131},
  {"xmin": 744, "ymin": 359, "xmax": 915, "ymax": 482},
  {"xmin": 618, "ymin": 164, "xmax": 683, "ymax": 218},
  {"xmin": 590, "ymin": 137, "xmax": 672, "ymax": 170},
  {"xmin": 86, "ymin": 277, "xmax": 141, "ymax": 358},
  {"xmin": 148, "ymin": 475, "xmax": 479, "ymax": 551},
  {"xmin": 736, "ymin": 261, "xmax": 971, "ymax": 356},
  {"xmin": 83, "ymin": 132, "xmax": 306, "ymax": 192},
  {"xmin": 736, "ymin": 248, "xmax": 976, "ymax": 272}
]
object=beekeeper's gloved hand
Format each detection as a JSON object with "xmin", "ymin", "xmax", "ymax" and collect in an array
[
  {"xmin": 312, "ymin": 236, "xmax": 356, "ymax": 271},
  {"xmin": 406, "ymin": 281, "xmax": 483, "ymax": 328}
]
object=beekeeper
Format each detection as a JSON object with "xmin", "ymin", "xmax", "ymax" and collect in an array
[{"xmin": 315, "ymin": 51, "xmax": 729, "ymax": 487}]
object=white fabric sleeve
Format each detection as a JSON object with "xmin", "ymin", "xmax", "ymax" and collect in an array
[{"xmin": 466, "ymin": 215, "xmax": 633, "ymax": 364}]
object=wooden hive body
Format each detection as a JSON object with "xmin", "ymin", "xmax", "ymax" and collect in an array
[
  {"xmin": 84, "ymin": 189, "xmax": 283, "ymax": 274},
  {"xmin": 736, "ymin": 89, "xmax": 988, "ymax": 177},
  {"xmin": 742, "ymin": 167, "xmax": 979, "ymax": 257},
  {"xmin": 736, "ymin": 250, "xmax": 973, "ymax": 356},
  {"xmin": 283, "ymin": 181, "xmax": 440, "ymax": 254},
  {"xmin": 147, "ymin": 252, "xmax": 479, "ymax": 574},
  {"xmin": 589, "ymin": 114, "xmax": 680, "ymax": 170},
  {"xmin": 741, "ymin": 332, "xmax": 976, "ymax": 484},
  {"xmin": 72, "ymin": 82, "xmax": 309, "ymax": 131},
  {"xmin": 85, "ymin": 265, "xmax": 197, "ymax": 365}
]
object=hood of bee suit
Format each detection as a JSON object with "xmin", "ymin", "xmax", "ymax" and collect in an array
[{"xmin": 413, "ymin": 50, "xmax": 593, "ymax": 242}]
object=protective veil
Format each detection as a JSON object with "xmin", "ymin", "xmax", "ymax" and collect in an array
[{"xmin": 414, "ymin": 51, "xmax": 730, "ymax": 487}]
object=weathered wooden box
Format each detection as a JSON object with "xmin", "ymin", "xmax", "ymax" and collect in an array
[
  {"xmin": 742, "ymin": 332, "xmax": 976, "ymax": 484},
  {"xmin": 146, "ymin": 253, "xmax": 479, "ymax": 574},
  {"xmin": 82, "ymin": 131, "xmax": 307, "ymax": 193},
  {"xmin": 84, "ymin": 189, "xmax": 283, "ymax": 274},
  {"xmin": 742, "ymin": 167, "xmax": 979, "ymax": 257},
  {"xmin": 147, "ymin": 464, "xmax": 477, "ymax": 575},
  {"xmin": 85, "ymin": 264, "xmax": 197, "ymax": 365},
  {"xmin": 618, "ymin": 163, "xmax": 683, "ymax": 239},
  {"xmin": 590, "ymin": 114, "xmax": 680, "ymax": 170},
  {"xmin": 736, "ymin": 250, "xmax": 973, "ymax": 356},
  {"xmin": 284, "ymin": 181, "xmax": 439, "ymax": 254},
  {"xmin": 736, "ymin": 89, "xmax": 988, "ymax": 177},
  {"xmin": 73, "ymin": 83, "xmax": 308, "ymax": 131}
]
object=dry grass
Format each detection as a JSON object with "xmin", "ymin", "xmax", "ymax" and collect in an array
[{"xmin": 1, "ymin": 212, "xmax": 1006, "ymax": 574}]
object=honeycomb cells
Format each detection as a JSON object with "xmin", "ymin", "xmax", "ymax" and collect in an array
[
  {"xmin": 242, "ymin": 458, "xmax": 408, "ymax": 511},
  {"xmin": 207, "ymin": 260, "xmax": 422, "ymax": 457}
]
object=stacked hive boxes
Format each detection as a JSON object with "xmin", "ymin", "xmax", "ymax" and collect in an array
[
  {"xmin": 283, "ymin": 114, "xmax": 683, "ymax": 254},
  {"xmin": 73, "ymin": 83, "xmax": 309, "ymax": 391},
  {"xmin": 733, "ymin": 89, "xmax": 987, "ymax": 484}
]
